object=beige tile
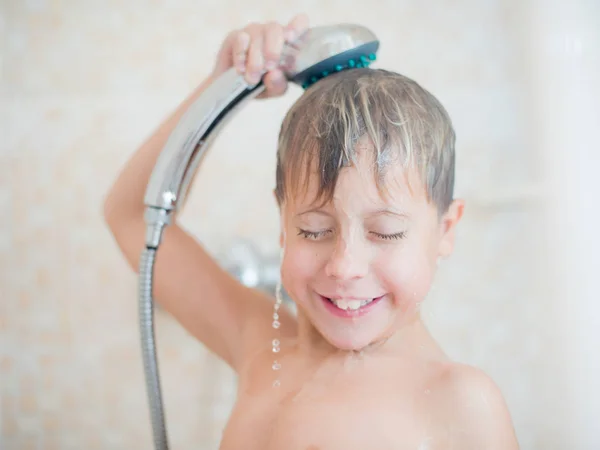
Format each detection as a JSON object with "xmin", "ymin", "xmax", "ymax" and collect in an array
[
  {"xmin": 16, "ymin": 437, "xmax": 39, "ymax": 450},
  {"xmin": 1, "ymin": 413, "xmax": 18, "ymax": 437},
  {"xmin": 19, "ymin": 394, "xmax": 38, "ymax": 415},
  {"xmin": 42, "ymin": 413, "xmax": 62, "ymax": 432}
]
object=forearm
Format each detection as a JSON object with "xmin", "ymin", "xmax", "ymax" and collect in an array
[{"xmin": 103, "ymin": 74, "xmax": 216, "ymax": 226}]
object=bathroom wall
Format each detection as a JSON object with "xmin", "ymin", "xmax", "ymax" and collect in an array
[
  {"xmin": 0, "ymin": 0, "xmax": 587, "ymax": 448},
  {"xmin": 527, "ymin": 1, "xmax": 600, "ymax": 448}
]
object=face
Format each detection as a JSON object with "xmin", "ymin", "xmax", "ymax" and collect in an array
[{"xmin": 279, "ymin": 140, "xmax": 464, "ymax": 351}]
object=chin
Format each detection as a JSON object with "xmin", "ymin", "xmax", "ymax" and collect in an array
[
  {"xmin": 319, "ymin": 330, "xmax": 380, "ymax": 352},
  {"xmin": 304, "ymin": 292, "xmax": 397, "ymax": 352}
]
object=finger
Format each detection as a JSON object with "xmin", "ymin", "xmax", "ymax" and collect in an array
[
  {"xmin": 260, "ymin": 69, "xmax": 287, "ymax": 98},
  {"xmin": 262, "ymin": 22, "xmax": 285, "ymax": 71},
  {"xmin": 284, "ymin": 13, "xmax": 309, "ymax": 43},
  {"xmin": 232, "ymin": 31, "xmax": 250, "ymax": 74},
  {"xmin": 245, "ymin": 26, "xmax": 265, "ymax": 84}
]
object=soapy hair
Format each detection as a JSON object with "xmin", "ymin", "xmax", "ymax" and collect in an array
[{"xmin": 275, "ymin": 68, "xmax": 456, "ymax": 214}]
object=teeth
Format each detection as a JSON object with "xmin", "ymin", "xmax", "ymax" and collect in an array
[{"xmin": 331, "ymin": 298, "xmax": 373, "ymax": 311}]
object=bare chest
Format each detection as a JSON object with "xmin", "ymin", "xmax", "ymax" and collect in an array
[{"xmin": 219, "ymin": 363, "xmax": 437, "ymax": 450}]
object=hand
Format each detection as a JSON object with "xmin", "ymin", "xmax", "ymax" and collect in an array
[{"xmin": 211, "ymin": 14, "xmax": 309, "ymax": 99}]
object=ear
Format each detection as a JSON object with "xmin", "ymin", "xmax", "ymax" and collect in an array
[{"xmin": 437, "ymin": 199, "xmax": 465, "ymax": 258}]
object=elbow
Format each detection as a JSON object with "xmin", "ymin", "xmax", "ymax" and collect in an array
[
  {"xmin": 102, "ymin": 192, "xmax": 117, "ymax": 228},
  {"xmin": 102, "ymin": 185, "xmax": 144, "ymax": 230},
  {"xmin": 102, "ymin": 190, "xmax": 127, "ymax": 234}
]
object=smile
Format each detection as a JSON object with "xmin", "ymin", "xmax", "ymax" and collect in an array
[
  {"xmin": 319, "ymin": 294, "xmax": 385, "ymax": 317},
  {"xmin": 329, "ymin": 298, "xmax": 373, "ymax": 310}
]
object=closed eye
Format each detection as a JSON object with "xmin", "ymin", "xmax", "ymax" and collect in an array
[
  {"xmin": 297, "ymin": 228, "xmax": 332, "ymax": 240},
  {"xmin": 297, "ymin": 229, "xmax": 406, "ymax": 241},
  {"xmin": 370, "ymin": 231, "xmax": 406, "ymax": 240}
]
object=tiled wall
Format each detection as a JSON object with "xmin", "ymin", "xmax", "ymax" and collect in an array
[{"xmin": 1, "ymin": 1, "xmax": 567, "ymax": 449}]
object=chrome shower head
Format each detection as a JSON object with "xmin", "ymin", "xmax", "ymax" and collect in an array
[
  {"xmin": 143, "ymin": 23, "xmax": 379, "ymax": 217},
  {"xmin": 280, "ymin": 24, "xmax": 379, "ymax": 88}
]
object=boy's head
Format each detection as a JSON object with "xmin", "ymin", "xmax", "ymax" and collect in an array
[{"xmin": 275, "ymin": 68, "xmax": 464, "ymax": 351}]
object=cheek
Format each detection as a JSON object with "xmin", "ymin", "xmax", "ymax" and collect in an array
[
  {"xmin": 281, "ymin": 240, "xmax": 321, "ymax": 294},
  {"xmin": 376, "ymin": 238, "xmax": 435, "ymax": 309}
]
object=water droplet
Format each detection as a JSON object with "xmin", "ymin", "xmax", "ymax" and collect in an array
[
  {"xmin": 272, "ymin": 339, "xmax": 280, "ymax": 347},
  {"xmin": 424, "ymin": 389, "xmax": 430, "ymax": 395},
  {"xmin": 273, "ymin": 380, "xmax": 281, "ymax": 387},
  {"xmin": 272, "ymin": 347, "xmax": 280, "ymax": 353},
  {"xmin": 272, "ymin": 361, "xmax": 281, "ymax": 370},
  {"xmin": 273, "ymin": 312, "xmax": 279, "ymax": 320},
  {"xmin": 272, "ymin": 320, "xmax": 280, "ymax": 329},
  {"xmin": 274, "ymin": 303, "xmax": 280, "ymax": 311}
]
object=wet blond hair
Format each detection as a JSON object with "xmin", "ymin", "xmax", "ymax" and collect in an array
[{"xmin": 275, "ymin": 68, "xmax": 456, "ymax": 215}]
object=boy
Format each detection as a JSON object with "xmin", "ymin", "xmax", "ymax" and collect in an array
[{"xmin": 104, "ymin": 14, "xmax": 519, "ymax": 450}]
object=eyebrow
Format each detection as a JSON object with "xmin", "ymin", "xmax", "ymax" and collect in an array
[
  {"xmin": 369, "ymin": 208, "xmax": 411, "ymax": 219},
  {"xmin": 296, "ymin": 208, "xmax": 332, "ymax": 218},
  {"xmin": 295, "ymin": 207, "xmax": 410, "ymax": 219}
]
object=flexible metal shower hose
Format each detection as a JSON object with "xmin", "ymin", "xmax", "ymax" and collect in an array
[{"xmin": 139, "ymin": 246, "xmax": 169, "ymax": 450}]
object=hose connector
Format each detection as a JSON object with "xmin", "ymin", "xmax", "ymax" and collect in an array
[{"xmin": 144, "ymin": 207, "xmax": 172, "ymax": 249}]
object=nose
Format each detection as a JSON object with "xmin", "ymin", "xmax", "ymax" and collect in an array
[{"xmin": 324, "ymin": 237, "xmax": 369, "ymax": 281}]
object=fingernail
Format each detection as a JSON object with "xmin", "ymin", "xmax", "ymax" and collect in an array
[
  {"xmin": 271, "ymin": 71, "xmax": 285, "ymax": 86},
  {"xmin": 239, "ymin": 31, "xmax": 251, "ymax": 50},
  {"xmin": 265, "ymin": 60, "xmax": 277, "ymax": 71}
]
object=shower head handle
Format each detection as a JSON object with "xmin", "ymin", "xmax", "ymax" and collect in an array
[{"xmin": 143, "ymin": 23, "xmax": 379, "ymax": 213}]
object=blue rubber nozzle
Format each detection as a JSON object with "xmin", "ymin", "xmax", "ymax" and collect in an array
[{"xmin": 293, "ymin": 41, "xmax": 379, "ymax": 90}]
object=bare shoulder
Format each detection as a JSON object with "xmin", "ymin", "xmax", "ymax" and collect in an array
[{"xmin": 429, "ymin": 362, "xmax": 520, "ymax": 449}]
